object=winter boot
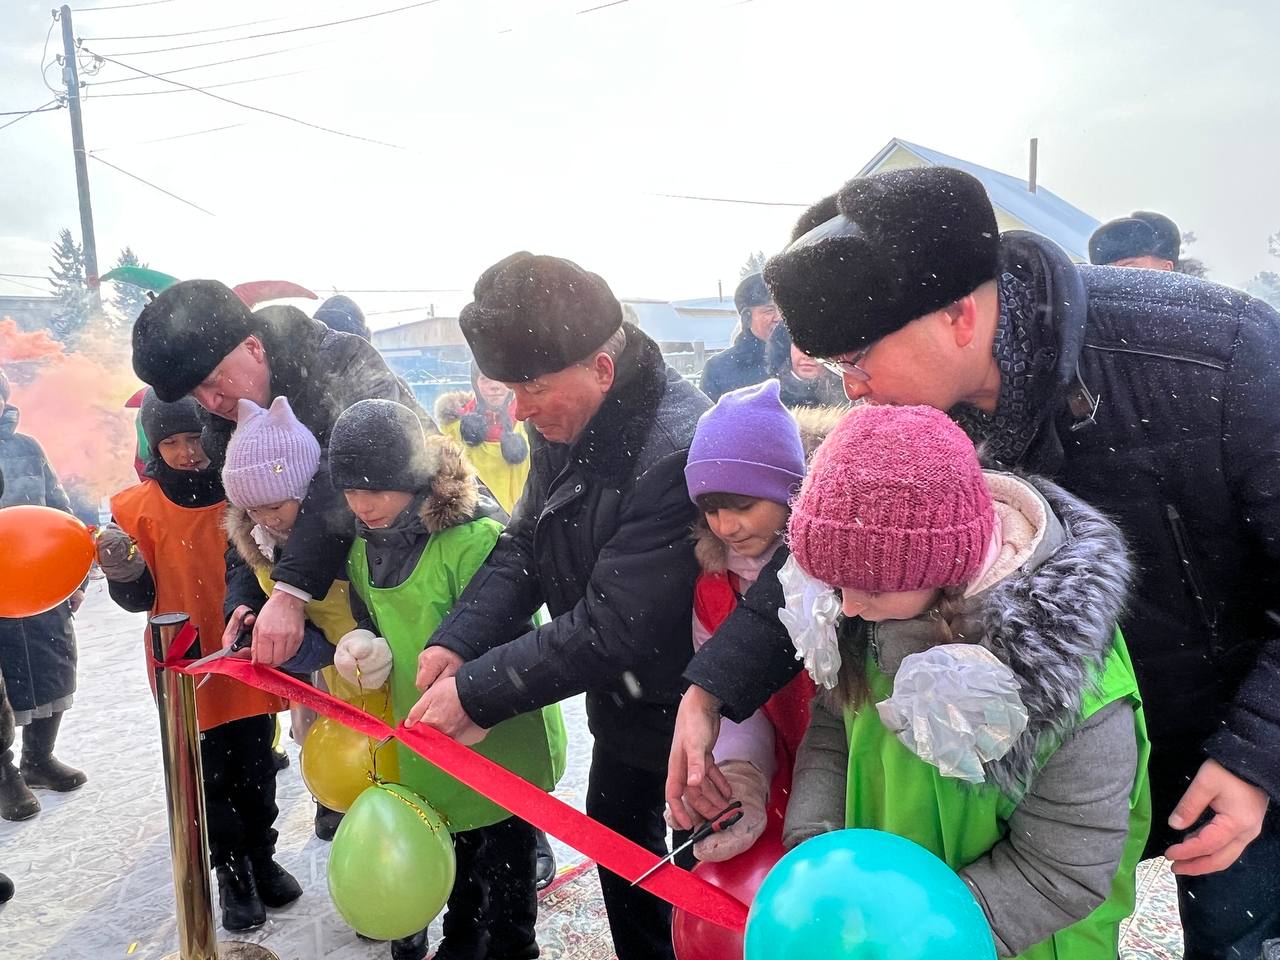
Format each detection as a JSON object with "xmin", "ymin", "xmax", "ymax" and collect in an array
[
  {"xmin": 0, "ymin": 871, "xmax": 13, "ymax": 904},
  {"xmin": 272, "ymin": 746, "xmax": 290, "ymax": 771},
  {"xmin": 315, "ymin": 801, "xmax": 344, "ymax": 841},
  {"xmin": 215, "ymin": 856, "xmax": 266, "ymax": 931},
  {"xmin": 534, "ymin": 829, "xmax": 556, "ymax": 890},
  {"xmin": 248, "ymin": 851, "xmax": 302, "ymax": 909},
  {"xmin": 0, "ymin": 754, "xmax": 39, "ymax": 821},
  {"xmin": 390, "ymin": 927, "xmax": 430, "ymax": 960},
  {"xmin": 19, "ymin": 714, "xmax": 86, "ymax": 792}
]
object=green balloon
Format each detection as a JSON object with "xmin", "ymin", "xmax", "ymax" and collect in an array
[
  {"xmin": 328, "ymin": 782, "xmax": 456, "ymax": 940},
  {"xmin": 99, "ymin": 265, "xmax": 179, "ymax": 293}
]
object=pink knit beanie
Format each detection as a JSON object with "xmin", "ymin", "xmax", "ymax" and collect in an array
[
  {"xmin": 222, "ymin": 396, "xmax": 321, "ymax": 509},
  {"xmin": 788, "ymin": 405, "xmax": 994, "ymax": 591}
]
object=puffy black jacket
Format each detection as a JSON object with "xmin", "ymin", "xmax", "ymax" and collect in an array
[
  {"xmin": 203, "ymin": 306, "xmax": 430, "ymax": 603},
  {"xmin": 431, "ymin": 325, "xmax": 711, "ymax": 771},
  {"xmin": 700, "ymin": 326, "xmax": 770, "ymax": 402},
  {"xmin": 692, "ymin": 232, "xmax": 1280, "ymax": 842}
]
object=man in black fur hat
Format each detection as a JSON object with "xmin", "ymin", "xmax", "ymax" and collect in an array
[
  {"xmin": 408, "ymin": 252, "xmax": 710, "ymax": 960},
  {"xmin": 131, "ymin": 280, "xmax": 431, "ymax": 668},
  {"xmin": 1090, "ymin": 210, "xmax": 1182, "ymax": 271},
  {"xmin": 698, "ymin": 272, "xmax": 781, "ymax": 401},
  {"xmin": 671, "ymin": 166, "xmax": 1280, "ymax": 959}
]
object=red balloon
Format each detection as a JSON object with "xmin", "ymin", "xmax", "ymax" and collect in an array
[
  {"xmin": 0, "ymin": 506, "xmax": 95, "ymax": 617},
  {"xmin": 232, "ymin": 280, "xmax": 318, "ymax": 309},
  {"xmin": 673, "ymin": 824, "xmax": 786, "ymax": 960}
]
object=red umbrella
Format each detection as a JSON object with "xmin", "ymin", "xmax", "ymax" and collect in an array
[{"xmin": 233, "ymin": 280, "xmax": 318, "ymax": 309}]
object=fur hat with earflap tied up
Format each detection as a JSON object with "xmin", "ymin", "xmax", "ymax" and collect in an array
[{"xmin": 458, "ymin": 361, "xmax": 529, "ymax": 465}]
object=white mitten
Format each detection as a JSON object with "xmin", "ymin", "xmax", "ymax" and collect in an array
[
  {"xmin": 693, "ymin": 760, "xmax": 770, "ymax": 863},
  {"xmin": 334, "ymin": 629, "xmax": 393, "ymax": 689}
]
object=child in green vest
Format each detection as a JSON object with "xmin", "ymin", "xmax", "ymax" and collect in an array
[
  {"xmin": 782, "ymin": 404, "xmax": 1151, "ymax": 960},
  {"xmin": 329, "ymin": 399, "xmax": 566, "ymax": 960}
]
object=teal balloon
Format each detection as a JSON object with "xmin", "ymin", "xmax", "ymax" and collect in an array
[
  {"xmin": 744, "ymin": 829, "xmax": 996, "ymax": 959},
  {"xmin": 328, "ymin": 782, "xmax": 456, "ymax": 940}
]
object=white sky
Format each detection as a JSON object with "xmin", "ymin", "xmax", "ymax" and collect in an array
[{"xmin": 2, "ymin": 0, "xmax": 1278, "ymax": 328}]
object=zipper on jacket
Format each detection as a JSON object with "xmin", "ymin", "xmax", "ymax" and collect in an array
[{"xmin": 1164, "ymin": 503, "xmax": 1220, "ymax": 652}]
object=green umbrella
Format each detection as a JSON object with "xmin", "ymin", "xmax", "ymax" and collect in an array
[{"xmin": 100, "ymin": 265, "xmax": 179, "ymax": 294}]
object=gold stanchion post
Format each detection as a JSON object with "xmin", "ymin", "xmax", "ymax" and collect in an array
[{"xmin": 150, "ymin": 612, "xmax": 279, "ymax": 960}]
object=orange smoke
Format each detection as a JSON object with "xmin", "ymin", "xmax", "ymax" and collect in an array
[{"xmin": 1, "ymin": 318, "xmax": 141, "ymax": 510}]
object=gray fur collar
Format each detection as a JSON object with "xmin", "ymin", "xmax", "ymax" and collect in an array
[
  {"xmin": 873, "ymin": 473, "xmax": 1132, "ymax": 797},
  {"xmin": 224, "ymin": 433, "xmax": 479, "ymax": 572}
]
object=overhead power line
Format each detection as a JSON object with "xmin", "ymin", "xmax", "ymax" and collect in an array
[
  {"xmin": 80, "ymin": 48, "xmax": 402, "ymax": 149},
  {"xmin": 653, "ymin": 192, "xmax": 809, "ymax": 208},
  {"xmin": 92, "ymin": 0, "xmax": 445, "ymax": 57},
  {"xmin": 82, "ymin": 16, "xmax": 283, "ymax": 42},
  {"xmin": 87, "ymin": 42, "xmax": 326, "ymax": 87},
  {"xmin": 577, "ymin": 0, "xmax": 631, "ymax": 13},
  {"xmin": 0, "ymin": 273, "xmax": 55, "ymax": 280},
  {"xmin": 89, "ymin": 154, "xmax": 215, "ymax": 215},
  {"xmin": 0, "ymin": 99, "xmax": 63, "ymax": 133},
  {"xmin": 73, "ymin": 0, "xmax": 181, "ymax": 11},
  {"xmin": 91, "ymin": 122, "xmax": 247, "ymax": 152},
  {"xmin": 86, "ymin": 69, "xmax": 307, "ymax": 98},
  {"xmin": 0, "ymin": 103, "xmax": 64, "ymax": 116}
]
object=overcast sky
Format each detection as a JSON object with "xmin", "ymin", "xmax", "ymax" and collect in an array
[{"xmin": 2, "ymin": 0, "xmax": 1278, "ymax": 327}]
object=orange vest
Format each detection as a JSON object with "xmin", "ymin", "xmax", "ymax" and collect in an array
[{"xmin": 111, "ymin": 480, "xmax": 287, "ymax": 731}]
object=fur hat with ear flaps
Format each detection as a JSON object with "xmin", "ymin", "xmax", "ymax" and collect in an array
[
  {"xmin": 329, "ymin": 398, "xmax": 439, "ymax": 492},
  {"xmin": 459, "ymin": 251, "xmax": 623, "ymax": 383},
  {"xmin": 763, "ymin": 167, "xmax": 1001, "ymax": 359}
]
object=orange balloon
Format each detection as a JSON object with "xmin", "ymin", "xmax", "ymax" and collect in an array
[
  {"xmin": 301, "ymin": 692, "xmax": 400, "ymax": 813},
  {"xmin": 0, "ymin": 505, "xmax": 95, "ymax": 617}
]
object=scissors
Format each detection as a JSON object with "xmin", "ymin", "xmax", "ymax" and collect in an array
[
  {"xmin": 630, "ymin": 801, "xmax": 744, "ymax": 887},
  {"xmin": 191, "ymin": 624, "xmax": 254, "ymax": 687}
]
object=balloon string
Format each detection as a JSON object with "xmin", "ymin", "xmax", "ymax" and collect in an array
[
  {"xmin": 379, "ymin": 783, "xmax": 449, "ymax": 837},
  {"xmin": 354, "ymin": 661, "xmax": 391, "ymax": 784}
]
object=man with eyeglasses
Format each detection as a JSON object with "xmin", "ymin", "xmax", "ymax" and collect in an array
[
  {"xmin": 668, "ymin": 166, "xmax": 1280, "ymax": 959},
  {"xmin": 699, "ymin": 273, "xmax": 782, "ymax": 402}
]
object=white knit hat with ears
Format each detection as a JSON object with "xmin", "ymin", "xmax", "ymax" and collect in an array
[{"xmin": 221, "ymin": 396, "xmax": 321, "ymax": 508}]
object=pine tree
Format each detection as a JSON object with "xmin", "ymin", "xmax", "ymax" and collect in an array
[
  {"xmin": 1246, "ymin": 231, "xmax": 1280, "ymax": 311},
  {"xmin": 1177, "ymin": 230, "xmax": 1208, "ymax": 278},
  {"xmin": 110, "ymin": 247, "xmax": 151, "ymax": 326},
  {"xmin": 48, "ymin": 228, "xmax": 89, "ymax": 344},
  {"xmin": 740, "ymin": 250, "xmax": 768, "ymax": 279}
]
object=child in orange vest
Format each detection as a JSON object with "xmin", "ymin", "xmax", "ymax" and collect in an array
[{"xmin": 97, "ymin": 389, "xmax": 301, "ymax": 933}]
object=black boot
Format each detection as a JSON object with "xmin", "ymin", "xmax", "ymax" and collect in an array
[
  {"xmin": 272, "ymin": 746, "xmax": 290, "ymax": 771},
  {"xmin": 0, "ymin": 871, "xmax": 13, "ymax": 903},
  {"xmin": 314, "ymin": 801, "xmax": 343, "ymax": 841},
  {"xmin": 215, "ymin": 856, "xmax": 266, "ymax": 931},
  {"xmin": 0, "ymin": 754, "xmax": 39, "ymax": 821},
  {"xmin": 534, "ymin": 829, "xmax": 556, "ymax": 890},
  {"xmin": 248, "ymin": 851, "xmax": 302, "ymax": 909},
  {"xmin": 20, "ymin": 714, "xmax": 86, "ymax": 792},
  {"xmin": 390, "ymin": 927, "xmax": 430, "ymax": 960}
]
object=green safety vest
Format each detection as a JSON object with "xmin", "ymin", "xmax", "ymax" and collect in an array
[
  {"xmin": 349, "ymin": 518, "xmax": 567, "ymax": 833},
  {"xmin": 844, "ymin": 631, "xmax": 1151, "ymax": 960}
]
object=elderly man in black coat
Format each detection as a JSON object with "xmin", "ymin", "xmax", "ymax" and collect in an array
[
  {"xmin": 407, "ymin": 252, "xmax": 709, "ymax": 960},
  {"xmin": 670, "ymin": 166, "xmax": 1280, "ymax": 960},
  {"xmin": 131, "ymin": 281, "xmax": 431, "ymax": 667}
]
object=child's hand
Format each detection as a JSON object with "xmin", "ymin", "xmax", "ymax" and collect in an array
[
  {"xmin": 416, "ymin": 646, "xmax": 464, "ymax": 691},
  {"xmin": 95, "ymin": 523, "xmax": 144, "ymax": 582},
  {"xmin": 335, "ymin": 629, "xmax": 393, "ymax": 689},
  {"xmin": 692, "ymin": 761, "xmax": 769, "ymax": 862},
  {"xmin": 223, "ymin": 606, "xmax": 255, "ymax": 650}
]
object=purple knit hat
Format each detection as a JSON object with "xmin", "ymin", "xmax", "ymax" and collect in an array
[
  {"xmin": 685, "ymin": 379, "xmax": 805, "ymax": 506},
  {"xmin": 789, "ymin": 404, "xmax": 994, "ymax": 591},
  {"xmin": 222, "ymin": 396, "xmax": 321, "ymax": 508}
]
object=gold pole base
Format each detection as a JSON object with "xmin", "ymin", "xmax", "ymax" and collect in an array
[{"xmin": 162, "ymin": 943, "xmax": 280, "ymax": 960}]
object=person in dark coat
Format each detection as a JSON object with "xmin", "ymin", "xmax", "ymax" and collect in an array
[
  {"xmin": 698, "ymin": 273, "xmax": 781, "ymax": 401},
  {"xmin": 765, "ymin": 323, "xmax": 848, "ymax": 409},
  {"xmin": 406, "ymin": 252, "xmax": 710, "ymax": 960},
  {"xmin": 313, "ymin": 294, "xmax": 372, "ymax": 341},
  {"xmin": 0, "ymin": 464, "xmax": 15, "ymax": 902},
  {"xmin": 131, "ymin": 281, "xmax": 432, "ymax": 670},
  {"xmin": 671, "ymin": 166, "xmax": 1280, "ymax": 960},
  {"xmin": 1089, "ymin": 210, "xmax": 1182, "ymax": 271},
  {"xmin": 0, "ymin": 369, "xmax": 86, "ymax": 822}
]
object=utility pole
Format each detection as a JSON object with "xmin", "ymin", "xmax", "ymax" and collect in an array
[{"xmin": 59, "ymin": 5, "xmax": 102, "ymax": 317}]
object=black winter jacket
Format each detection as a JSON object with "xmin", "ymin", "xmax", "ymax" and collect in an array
[
  {"xmin": 700, "ymin": 326, "xmax": 770, "ymax": 402},
  {"xmin": 204, "ymin": 306, "xmax": 430, "ymax": 606},
  {"xmin": 691, "ymin": 232, "xmax": 1280, "ymax": 840},
  {"xmin": 431, "ymin": 325, "xmax": 711, "ymax": 771}
]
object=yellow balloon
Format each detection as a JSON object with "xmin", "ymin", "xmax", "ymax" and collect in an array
[{"xmin": 301, "ymin": 693, "xmax": 399, "ymax": 813}]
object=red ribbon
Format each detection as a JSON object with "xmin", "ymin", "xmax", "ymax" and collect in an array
[{"xmin": 163, "ymin": 645, "xmax": 748, "ymax": 933}]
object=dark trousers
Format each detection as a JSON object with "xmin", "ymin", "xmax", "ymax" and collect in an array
[
  {"xmin": 1177, "ymin": 806, "xmax": 1280, "ymax": 960},
  {"xmin": 439, "ymin": 815, "xmax": 539, "ymax": 960},
  {"xmin": 587, "ymin": 746, "xmax": 680, "ymax": 960},
  {"xmin": 200, "ymin": 714, "xmax": 279, "ymax": 867}
]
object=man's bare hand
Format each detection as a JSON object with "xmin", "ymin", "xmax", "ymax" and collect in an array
[
  {"xmin": 251, "ymin": 591, "xmax": 306, "ymax": 667},
  {"xmin": 1166, "ymin": 758, "xmax": 1270, "ymax": 876},
  {"xmin": 665, "ymin": 684, "xmax": 733, "ymax": 830},
  {"xmin": 416, "ymin": 645, "xmax": 464, "ymax": 691}
]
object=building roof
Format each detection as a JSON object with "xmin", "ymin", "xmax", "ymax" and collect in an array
[
  {"xmin": 859, "ymin": 139, "xmax": 1100, "ymax": 262},
  {"xmin": 622, "ymin": 297, "xmax": 739, "ymax": 349}
]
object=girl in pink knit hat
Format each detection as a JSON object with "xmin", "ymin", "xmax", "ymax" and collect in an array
[{"xmin": 783, "ymin": 404, "xmax": 1151, "ymax": 960}]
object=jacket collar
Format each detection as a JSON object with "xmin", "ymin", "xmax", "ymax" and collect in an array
[{"xmin": 144, "ymin": 459, "xmax": 225, "ymax": 508}]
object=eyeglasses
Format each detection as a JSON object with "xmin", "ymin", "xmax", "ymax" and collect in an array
[{"xmin": 817, "ymin": 345, "xmax": 873, "ymax": 383}]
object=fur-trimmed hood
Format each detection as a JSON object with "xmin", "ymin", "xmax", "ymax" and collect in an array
[
  {"xmin": 870, "ymin": 472, "xmax": 1133, "ymax": 797},
  {"xmin": 225, "ymin": 432, "xmax": 479, "ymax": 572}
]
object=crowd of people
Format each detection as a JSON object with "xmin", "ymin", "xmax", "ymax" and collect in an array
[{"xmin": 1, "ymin": 164, "xmax": 1278, "ymax": 960}]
